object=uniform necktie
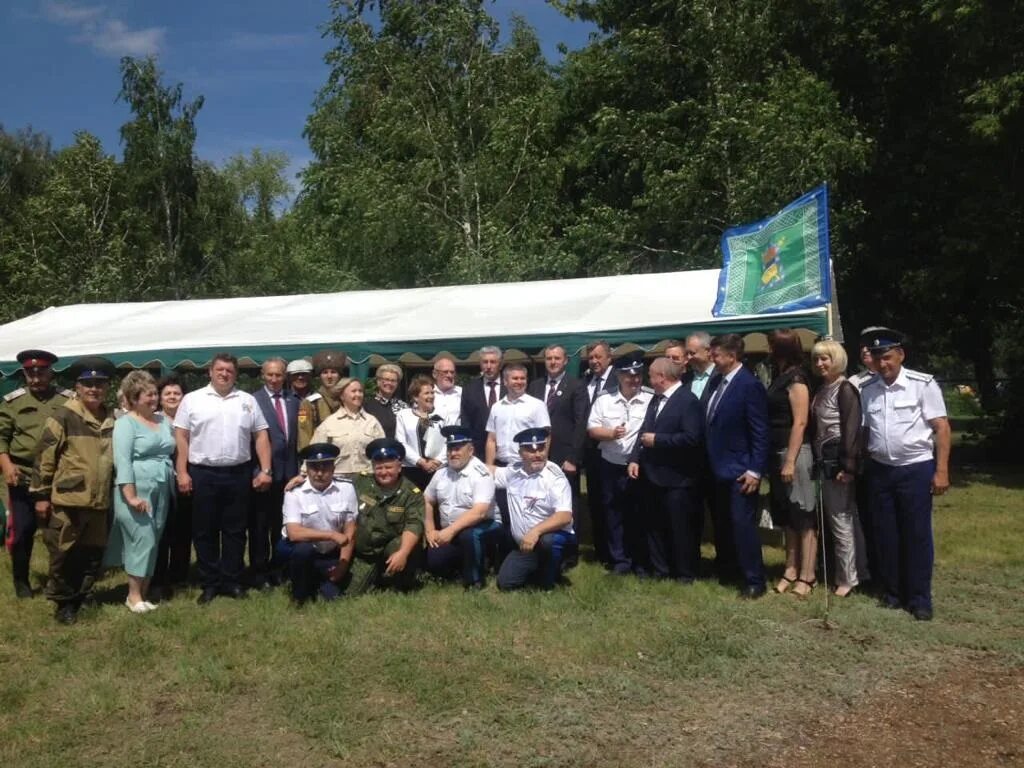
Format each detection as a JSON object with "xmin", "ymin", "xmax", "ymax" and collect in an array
[
  {"xmin": 273, "ymin": 392, "xmax": 287, "ymax": 437},
  {"xmin": 487, "ymin": 381, "xmax": 497, "ymax": 407},
  {"xmin": 546, "ymin": 379, "xmax": 558, "ymax": 409}
]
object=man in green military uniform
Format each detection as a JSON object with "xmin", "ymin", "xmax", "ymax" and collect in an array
[
  {"xmin": 297, "ymin": 349, "xmax": 347, "ymax": 451},
  {"xmin": 0, "ymin": 349, "xmax": 74, "ymax": 599},
  {"xmin": 343, "ymin": 437, "xmax": 424, "ymax": 595},
  {"xmin": 30, "ymin": 356, "xmax": 116, "ymax": 624}
]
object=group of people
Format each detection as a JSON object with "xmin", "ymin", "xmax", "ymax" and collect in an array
[{"xmin": 0, "ymin": 326, "xmax": 950, "ymax": 624}]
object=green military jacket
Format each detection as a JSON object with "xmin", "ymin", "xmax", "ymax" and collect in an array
[
  {"xmin": 0, "ymin": 387, "xmax": 74, "ymax": 478},
  {"xmin": 30, "ymin": 398, "xmax": 115, "ymax": 510},
  {"xmin": 352, "ymin": 473, "xmax": 424, "ymax": 559},
  {"xmin": 297, "ymin": 387, "xmax": 341, "ymax": 451}
]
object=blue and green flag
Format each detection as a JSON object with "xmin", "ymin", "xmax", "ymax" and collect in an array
[{"xmin": 712, "ymin": 184, "xmax": 832, "ymax": 316}]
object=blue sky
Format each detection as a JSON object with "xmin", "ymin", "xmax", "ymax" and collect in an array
[{"xmin": 1, "ymin": 1, "xmax": 595, "ymax": 191}]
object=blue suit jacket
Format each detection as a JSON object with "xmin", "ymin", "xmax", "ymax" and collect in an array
[
  {"xmin": 629, "ymin": 385, "xmax": 704, "ymax": 488},
  {"xmin": 253, "ymin": 387, "xmax": 300, "ymax": 482},
  {"xmin": 704, "ymin": 366, "xmax": 769, "ymax": 482}
]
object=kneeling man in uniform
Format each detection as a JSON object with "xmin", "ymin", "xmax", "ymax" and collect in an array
[
  {"xmin": 277, "ymin": 443, "xmax": 358, "ymax": 605},
  {"xmin": 345, "ymin": 438, "xmax": 424, "ymax": 595},
  {"xmin": 423, "ymin": 425, "xmax": 503, "ymax": 589},
  {"xmin": 494, "ymin": 427, "xmax": 577, "ymax": 591}
]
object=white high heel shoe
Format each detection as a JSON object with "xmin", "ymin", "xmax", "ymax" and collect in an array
[{"xmin": 125, "ymin": 598, "xmax": 151, "ymax": 614}]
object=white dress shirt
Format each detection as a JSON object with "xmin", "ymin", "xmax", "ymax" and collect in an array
[
  {"xmin": 431, "ymin": 384, "xmax": 463, "ymax": 426},
  {"xmin": 486, "ymin": 393, "xmax": 551, "ymax": 464},
  {"xmin": 424, "ymin": 456, "xmax": 499, "ymax": 528},
  {"xmin": 861, "ymin": 367, "xmax": 947, "ymax": 467},
  {"xmin": 587, "ymin": 389, "xmax": 652, "ymax": 465},
  {"xmin": 281, "ymin": 479, "xmax": 358, "ymax": 553},
  {"xmin": 174, "ymin": 384, "xmax": 268, "ymax": 466},
  {"xmin": 656, "ymin": 380, "xmax": 683, "ymax": 417},
  {"xmin": 494, "ymin": 461, "xmax": 574, "ymax": 543}
]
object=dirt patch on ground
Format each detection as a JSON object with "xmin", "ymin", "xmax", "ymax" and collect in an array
[{"xmin": 760, "ymin": 659, "xmax": 1023, "ymax": 768}]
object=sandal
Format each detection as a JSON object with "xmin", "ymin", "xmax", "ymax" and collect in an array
[
  {"xmin": 775, "ymin": 575, "xmax": 797, "ymax": 594},
  {"xmin": 793, "ymin": 578, "xmax": 816, "ymax": 597}
]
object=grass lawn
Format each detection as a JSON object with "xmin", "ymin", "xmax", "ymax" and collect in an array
[{"xmin": 1, "ymin": 462, "xmax": 1021, "ymax": 767}]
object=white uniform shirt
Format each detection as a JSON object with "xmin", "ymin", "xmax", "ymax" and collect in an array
[
  {"xmin": 173, "ymin": 384, "xmax": 269, "ymax": 466},
  {"xmin": 861, "ymin": 367, "xmax": 947, "ymax": 467},
  {"xmin": 281, "ymin": 479, "xmax": 358, "ymax": 553},
  {"xmin": 485, "ymin": 393, "xmax": 551, "ymax": 464},
  {"xmin": 431, "ymin": 384, "xmax": 462, "ymax": 427},
  {"xmin": 424, "ymin": 456, "xmax": 499, "ymax": 528},
  {"xmin": 587, "ymin": 389, "xmax": 653, "ymax": 465},
  {"xmin": 495, "ymin": 461, "xmax": 574, "ymax": 543}
]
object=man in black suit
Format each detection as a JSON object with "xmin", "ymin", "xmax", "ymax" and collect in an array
[
  {"xmin": 459, "ymin": 345, "xmax": 504, "ymax": 457},
  {"xmin": 250, "ymin": 357, "xmax": 300, "ymax": 587},
  {"xmin": 628, "ymin": 357, "xmax": 704, "ymax": 582},
  {"xmin": 528, "ymin": 344, "xmax": 587, "ymax": 496},
  {"xmin": 583, "ymin": 339, "xmax": 619, "ymax": 565}
]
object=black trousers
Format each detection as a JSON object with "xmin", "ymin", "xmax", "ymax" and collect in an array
[
  {"xmin": 584, "ymin": 448, "xmax": 610, "ymax": 564},
  {"xmin": 598, "ymin": 460, "xmax": 644, "ymax": 573},
  {"xmin": 5, "ymin": 482, "xmax": 36, "ymax": 586},
  {"xmin": 642, "ymin": 481, "xmax": 702, "ymax": 581},
  {"xmin": 248, "ymin": 480, "xmax": 285, "ymax": 575},
  {"xmin": 153, "ymin": 491, "xmax": 192, "ymax": 586},
  {"xmin": 190, "ymin": 463, "xmax": 250, "ymax": 591}
]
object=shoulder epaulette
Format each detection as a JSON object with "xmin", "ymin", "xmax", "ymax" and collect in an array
[
  {"xmin": 305, "ymin": 393, "xmax": 322, "ymax": 403},
  {"xmin": 59, "ymin": 388, "xmax": 75, "ymax": 398},
  {"xmin": 544, "ymin": 462, "xmax": 567, "ymax": 480},
  {"xmin": 905, "ymin": 370, "xmax": 934, "ymax": 383},
  {"xmin": 640, "ymin": 386, "xmax": 655, "ymax": 395},
  {"xmin": 3, "ymin": 388, "xmax": 26, "ymax": 403},
  {"xmin": 473, "ymin": 464, "xmax": 490, "ymax": 477}
]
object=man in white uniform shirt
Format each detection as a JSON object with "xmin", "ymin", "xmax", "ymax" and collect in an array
[
  {"xmin": 859, "ymin": 328, "xmax": 950, "ymax": 621},
  {"xmin": 587, "ymin": 352, "xmax": 652, "ymax": 575},
  {"xmin": 174, "ymin": 352, "xmax": 273, "ymax": 604},
  {"xmin": 278, "ymin": 443, "xmax": 358, "ymax": 604},
  {"xmin": 493, "ymin": 427, "xmax": 576, "ymax": 590},
  {"xmin": 423, "ymin": 425, "xmax": 503, "ymax": 589},
  {"xmin": 583, "ymin": 339, "xmax": 619, "ymax": 566},
  {"xmin": 485, "ymin": 363, "xmax": 550, "ymax": 467},
  {"xmin": 431, "ymin": 354, "xmax": 463, "ymax": 426}
]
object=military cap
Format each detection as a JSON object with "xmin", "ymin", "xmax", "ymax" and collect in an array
[
  {"xmin": 365, "ymin": 437, "xmax": 405, "ymax": 462},
  {"xmin": 286, "ymin": 358, "xmax": 314, "ymax": 375},
  {"xmin": 860, "ymin": 327, "xmax": 905, "ymax": 354},
  {"xmin": 514, "ymin": 426, "xmax": 551, "ymax": 448},
  {"xmin": 300, "ymin": 442, "xmax": 340, "ymax": 464},
  {"xmin": 614, "ymin": 351, "xmax": 646, "ymax": 375},
  {"xmin": 440, "ymin": 424, "xmax": 474, "ymax": 446},
  {"xmin": 312, "ymin": 349, "xmax": 347, "ymax": 372},
  {"xmin": 69, "ymin": 356, "xmax": 115, "ymax": 381},
  {"xmin": 16, "ymin": 349, "xmax": 58, "ymax": 370}
]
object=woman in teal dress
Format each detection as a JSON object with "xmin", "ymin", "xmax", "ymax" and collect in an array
[{"xmin": 105, "ymin": 371, "xmax": 175, "ymax": 613}]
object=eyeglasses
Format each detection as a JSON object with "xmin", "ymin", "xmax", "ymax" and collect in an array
[{"xmin": 433, "ymin": 368, "xmax": 455, "ymax": 376}]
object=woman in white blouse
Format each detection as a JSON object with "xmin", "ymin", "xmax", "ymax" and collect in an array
[{"xmin": 395, "ymin": 374, "xmax": 446, "ymax": 490}]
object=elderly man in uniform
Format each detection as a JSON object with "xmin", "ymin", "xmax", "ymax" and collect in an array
[
  {"xmin": 583, "ymin": 340, "xmax": 619, "ymax": 566},
  {"xmin": 276, "ymin": 443, "xmax": 358, "ymax": 605},
  {"xmin": 363, "ymin": 363, "xmax": 409, "ymax": 439},
  {"xmin": 0, "ymin": 350, "xmax": 73, "ymax": 599},
  {"xmin": 860, "ymin": 328, "xmax": 950, "ymax": 621},
  {"xmin": 286, "ymin": 358, "xmax": 314, "ymax": 399},
  {"xmin": 343, "ymin": 438, "xmax": 424, "ymax": 595},
  {"xmin": 587, "ymin": 352, "xmax": 652, "ymax": 575},
  {"xmin": 174, "ymin": 352, "xmax": 273, "ymax": 605},
  {"xmin": 494, "ymin": 427, "xmax": 577, "ymax": 590},
  {"xmin": 423, "ymin": 425, "xmax": 503, "ymax": 589},
  {"xmin": 30, "ymin": 356, "xmax": 116, "ymax": 624},
  {"xmin": 297, "ymin": 349, "xmax": 347, "ymax": 451}
]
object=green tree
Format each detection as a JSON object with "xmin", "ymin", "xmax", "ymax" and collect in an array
[{"xmin": 222, "ymin": 148, "xmax": 292, "ymax": 224}]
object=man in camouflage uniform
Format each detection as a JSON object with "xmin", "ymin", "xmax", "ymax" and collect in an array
[
  {"xmin": 30, "ymin": 356, "xmax": 116, "ymax": 624},
  {"xmin": 343, "ymin": 438, "xmax": 424, "ymax": 595},
  {"xmin": 297, "ymin": 349, "xmax": 347, "ymax": 451},
  {"xmin": 0, "ymin": 350, "xmax": 74, "ymax": 599}
]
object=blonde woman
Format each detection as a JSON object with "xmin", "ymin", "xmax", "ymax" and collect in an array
[
  {"xmin": 310, "ymin": 378, "xmax": 385, "ymax": 478},
  {"xmin": 811, "ymin": 340, "xmax": 869, "ymax": 597},
  {"xmin": 104, "ymin": 370, "xmax": 175, "ymax": 613}
]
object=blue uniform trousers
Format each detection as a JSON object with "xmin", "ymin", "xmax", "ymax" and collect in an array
[
  {"xmin": 643, "ymin": 481, "xmax": 702, "ymax": 582},
  {"xmin": 189, "ymin": 463, "xmax": 250, "ymax": 592},
  {"xmin": 276, "ymin": 539, "xmax": 342, "ymax": 602},
  {"xmin": 5, "ymin": 482, "xmax": 36, "ymax": 587},
  {"xmin": 599, "ymin": 459, "xmax": 642, "ymax": 574},
  {"xmin": 711, "ymin": 481, "xmax": 766, "ymax": 589},
  {"xmin": 424, "ymin": 519, "xmax": 504, "ymax": 587},
  {"xmin": 497, "ymin": 531, "xmax": 578, "ymax": 591},
  {"xmin": 867, "ymin": 459, "xmax": 935, "ymax": 612}
]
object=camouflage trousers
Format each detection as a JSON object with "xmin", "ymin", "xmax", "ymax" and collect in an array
[
  {"xmin": 344, "ymin": 538, "xmax": 421, "ymax": 596},
  {"xmin": 43, "ymin": 506, "xmax": 109, "ymax": 606}
]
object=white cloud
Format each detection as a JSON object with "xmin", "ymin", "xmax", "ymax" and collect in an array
[{"xmin": 41, "ymin": 1, "xmax": 165, "ymax": 58}]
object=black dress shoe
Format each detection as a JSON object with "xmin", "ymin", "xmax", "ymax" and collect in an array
[
  {"xmin": 911, "ymin": 606, "xmax": 933, "ymax": 621},
  {"xmin": 14, "ymin": 580, "xmax": 34, "ymax": 599},
  {"xmin": 55, "ymin": 603, "xmax": 79, "ymax": 625},
  {"xmin": 197, "ymin": 587, "xmax": 218, "ymax": 605},
  {"xmin": 220, "ymin": 585, "xmax": 247, "ymax": 599},
  {"xmin": 739, "ymin": 584, "xmax": 767, "ymax": 600}
]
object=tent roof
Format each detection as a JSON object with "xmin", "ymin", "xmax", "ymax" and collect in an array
[{"xmin": 0, "ymin": 269, "xmax": 830, "ymax": 374}]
